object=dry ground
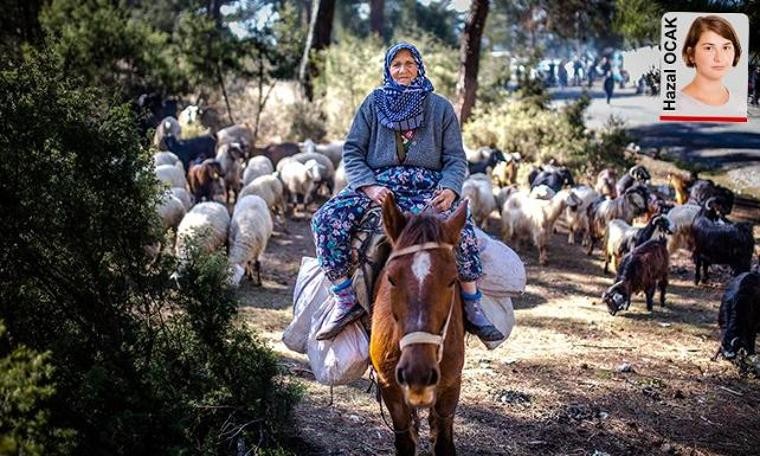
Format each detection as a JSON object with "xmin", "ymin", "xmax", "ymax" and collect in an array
[{"xmin": 237, "ymin": 186, "xmax": 760, "ymax": 456}]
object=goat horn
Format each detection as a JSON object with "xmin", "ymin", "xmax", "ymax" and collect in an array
[{"xmin": 704, "ymin": 197, "xmax": 718, "ymax": 210}]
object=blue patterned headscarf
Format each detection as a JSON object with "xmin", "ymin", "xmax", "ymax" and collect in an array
[{"xmin": 372, "ymin": 43, "xmax": 435, "ymax": 131}]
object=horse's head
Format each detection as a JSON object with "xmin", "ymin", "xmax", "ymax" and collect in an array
[{"xmin": 381, "ymin": 195, "xmax": 467, "ymax": 408}]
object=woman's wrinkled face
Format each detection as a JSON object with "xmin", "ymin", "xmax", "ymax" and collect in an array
[
  {"xmin": 690, "ymin": 30, "xmax": 736, "ymax": 81},
  {"xmin": 389, "ymin": 49, "xmax": 419, "ymax": 86}
]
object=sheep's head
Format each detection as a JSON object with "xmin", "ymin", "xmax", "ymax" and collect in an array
[{"xmin": 602, "ymin": 281, "xmax": 629, "ymax": 315}]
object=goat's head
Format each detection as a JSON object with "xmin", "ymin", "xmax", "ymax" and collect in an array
[
  {"xmin": 602, "ymin": 281, "xmax": 629, "ymax": 316},
  {"xmin": 651, "ymin": 215, "xmax": 673, "ymax": 237},
  {"xmin": 226, "ymin": 142, "xmax": 245, "ymax": 161},
  {"xmin": 562, "ymin": 189, "xmax": 582, "ymax": 211},
  {"xmin": 556, "ymin": 167, "xmax": 574, "ymax": 187},
  {"xmin": 702, "ymin": 197, "xmax": 721, "ymax": 218},
  {"xmin": 201, "ymin": 159, "xmax": 224, "ymax": 180},
  {"xmin": 629, "ymin": 165, "xmax": 651, "ymax": 182},
  {"xmin": 487, "ymin": 148, "xmax": 506, "ymax": 166}
]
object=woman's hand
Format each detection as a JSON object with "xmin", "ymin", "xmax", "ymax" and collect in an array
[
  {"xmin": 430, "ymin": 188, "xmax": 456, "ymax": 212},
  {"xmin": 361, "ymin": 185, "xmax": 393, "ymax": 206}
]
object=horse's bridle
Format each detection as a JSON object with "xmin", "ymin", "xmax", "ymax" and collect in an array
[{"xmin": 386, "ymin": 242, "xmax": 456, "ymax": 364}]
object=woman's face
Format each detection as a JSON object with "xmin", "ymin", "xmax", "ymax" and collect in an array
[
  {"xmin": 690, "ymin": 30, "xmax": 735, "ymax": 81},
  {"xmin": 389, "ymin": 49, "xmax": 419, "ymax": 86}
]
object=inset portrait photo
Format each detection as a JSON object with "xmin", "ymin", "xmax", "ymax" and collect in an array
[{"xmin": 659, "ymin": 13, "xmax": 749, "ymax": 122}]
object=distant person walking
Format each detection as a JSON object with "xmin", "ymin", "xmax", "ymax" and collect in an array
[{"xmin": 601, "ymin": 57, "xmax": 614, "ymax": 104}]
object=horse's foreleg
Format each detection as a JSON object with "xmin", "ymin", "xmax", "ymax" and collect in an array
[
  {"xmin": 430, "ymin": 385, "xmax": 461, "ymax": 456},
  {"xmin": 379, "ymin": 384, "xmax": 417, "ymax": 456}
]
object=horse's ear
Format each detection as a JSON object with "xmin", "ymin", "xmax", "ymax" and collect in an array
[
  {"xmin": 382, "ymin": 193, "xmax": 407, "ymax": 245},
  {"xmin": 442, "ymin": 199, "xmax": 468, "ymax": 245}
]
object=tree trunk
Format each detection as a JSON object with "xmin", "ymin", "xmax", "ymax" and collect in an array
[
  {"xmin": 216, "ymin": 61, "xmax": 234, "ymax": 125},
  {"xmin": 370, "ymin": 0, "xmax": 384, "ymax": 38},
  {"xmin": 455, "ymin": 0, "xmax": 489, "ymax": 124},
  {"xmin": 299, "ymin": 0, "xmax": 335, "ymax": 100}
]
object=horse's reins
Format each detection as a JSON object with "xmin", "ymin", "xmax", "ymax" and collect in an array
[{"xmin": 386, "ymin": 241, "xmax": 456, "ymax": 364}]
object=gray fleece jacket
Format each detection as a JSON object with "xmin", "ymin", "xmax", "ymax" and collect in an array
[{"xmin": 342, "ymin": 92, "xmax": 467, "ymax": 196}]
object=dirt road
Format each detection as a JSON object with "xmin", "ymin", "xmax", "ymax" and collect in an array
[{"xmin": 237, "ymin": 202, "xmax": 759, "ymax": 456}]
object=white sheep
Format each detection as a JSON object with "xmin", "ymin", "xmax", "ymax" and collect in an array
[
  {"xmin": 462, "ymin": 174, "xmax": 496, "ymax": 228},
  {"xmin": 665, "ymin": 203, "xmax": 700, "ymax": 254},
  {"xmin": 277, "ymin": 152, "xmax": 335, "ymax": 196},
  {"xmin": 170, "ymin": 187, "xmax": 194, "ymax": 212},
  {"xmin": 228, "ymin": 195, "xmax": 273, "ymax": 286},
  {"xmin": 215, "ymin": 142, "xmax": 245, "ymax": 204},
  {"xmin": 242, "ymin": 155, "xmax": 274, "ymax": 187},
  {"xmin": 564, "ymin": 185, "xmax": 600, "ymax": 245},
  {"xmin": 153, "ymin": 151, "xmax": 184, "ymax": 175},
  {"xmin": 157, "ymin": 191, "xmax": 186, "ymax": 231},
  {"xmin": 175, "ymin": 202, "xmax": 230, "ymax": 261},
  {"xmin": 501, "ymin": 189, "xmax": 581, "ymax": 265},
  {"xmin": 152, "ymin": 116, "xmax": 181, "ymax": 151},
  {"xmin": 238, "ymin": 174, "xmax": 287, "ymax": 221},
  {"xmin": 279, "ymin": 159, "xmax": 320, "ymax": 210},
  {"xmin": 155, "ymin": 164, "xmax": 187, "ymax": 189}
]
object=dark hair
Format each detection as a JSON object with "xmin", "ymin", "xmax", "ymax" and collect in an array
[{"xmin": 682, "ymin": 15, "xmax": 741, "ymax": 68}]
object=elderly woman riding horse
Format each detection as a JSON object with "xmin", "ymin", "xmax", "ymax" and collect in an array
[{"xmin": 311, "ymin": 42, "xmax": 502, "ymax": 343}]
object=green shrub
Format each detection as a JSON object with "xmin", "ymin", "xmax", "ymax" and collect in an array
[
  {"xmin": 0, "ymin": 50, "xmax": 299, "ymax": 455},
  {"xmin": 0, "ymin": 322, "xmax": 75, "ymax": 456},
  {"xmin": 287, "ymin": 101, "xmax": 327, "ymax": 142}
]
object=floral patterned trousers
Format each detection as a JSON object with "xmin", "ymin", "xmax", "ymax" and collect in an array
[{"xmin": 311, "ymin": 166, "xmax": 483, "ymax": 283}]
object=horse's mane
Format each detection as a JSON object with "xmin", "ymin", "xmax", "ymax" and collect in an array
[{"xmin": 395, "ymin": 212, "xmax": 445, "ymax": 248}]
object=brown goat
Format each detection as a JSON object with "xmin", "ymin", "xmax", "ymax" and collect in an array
[
  {"xmin": 668, "ymin": 172, "xmax": 690, "ymax": 205},
  {"xmin": 594, "ymin": 168, "xmax": 618, "ymax": 199},
  {"xmin": 188, "ymin": 159, "xmax": 225, "ymax": 203},
  {"xmin": 602, "ymin": 238, "xmax": 669, "ymax": 315}
]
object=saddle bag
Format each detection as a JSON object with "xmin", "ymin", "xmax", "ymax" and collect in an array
[{"xmin": 306, "ymin": 297, "xmax": 370, "ymax": 386}]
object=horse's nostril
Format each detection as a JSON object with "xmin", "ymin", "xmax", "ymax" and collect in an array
[
  {"xmin": 428, "ymin": 368, "xmax": 440, "ymax": 386},
  {"xmin": 396, "ymin": 367, "xmax": 406, "ymax": 386}
]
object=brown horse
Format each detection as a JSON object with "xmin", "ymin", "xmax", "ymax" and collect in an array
[{"xmin": 370, "ymin": 195, "xmax": 467, "ymax": 456}]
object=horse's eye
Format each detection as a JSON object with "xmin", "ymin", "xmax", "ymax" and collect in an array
[
  {"xmin": 388, "ymin": 276, "xmax": 397, "ymax": 287},
  {"xmin": 448, "ymin": 279, "xmax": 456, "ymax": 288}
]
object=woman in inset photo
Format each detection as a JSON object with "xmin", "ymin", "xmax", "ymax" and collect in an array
[{"xmin": 677, "ymin": 15, "xmax": 743, "ymax": 115}]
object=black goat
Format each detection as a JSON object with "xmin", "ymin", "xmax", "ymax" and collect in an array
[
  {"xmin": 716, "ymin": 270, "xmax": 760, "ymax": 359},
  {"xmin": 618, "ymin": 215, "xmax": 673, "ymax": 259},
  {"xmin": 688, "ymin": 179, "xmax": 735, "ymax": 215},
  {"xmin": 468, "ymin": 147, "xmax": 505, "ymax": 175},
  {"xmin": 530, "ymin": 167, "xmax": 575, "ymax": 192},
  {"xmin": 615, "ymin": 165, "xmax": 651, "ymax": 196},
  {"xmin": 164, "ymin": 132, "xmax": 217, "ymax": 173},
  {"xmin": 692, "ymin": 198, "xmax": 754, "ymax": 285},
  {"xmin": 602, "ymin": 237, "xmax": 669, "ymax": 315}
]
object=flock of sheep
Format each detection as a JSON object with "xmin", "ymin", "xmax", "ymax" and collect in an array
[
  {"xmin": 148, "ymin": 104, "xmax": 758, "ymax": 362},
  {"xmin": 150, "ymin": 106, "xmax": 344, "ymax": 287}
]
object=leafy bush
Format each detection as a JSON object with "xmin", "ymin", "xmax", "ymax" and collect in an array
[
  {"xmin": 0, "ymin": 51, "xmax": 299, "ymax": 455},
  {"xmin": 463, "ymin": 91, "xmax": 634, "ymax": 176},
  {"xmin": 287, "ymin": 101, "xmax": 327, "ymax": 142},
  {"xmin": 0, "ymin": 322, "xmax": 74, "ymax": 456}
]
